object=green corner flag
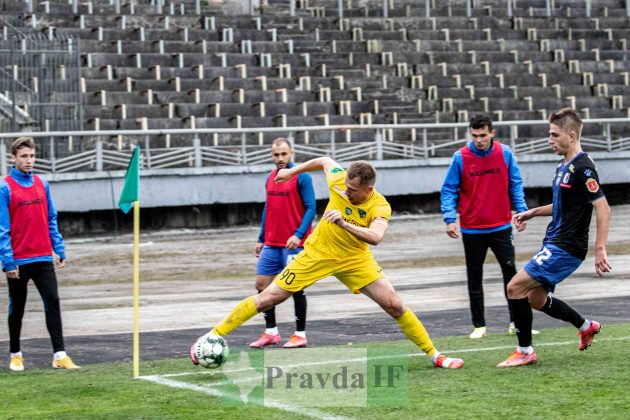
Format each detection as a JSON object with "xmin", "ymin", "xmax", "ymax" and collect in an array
[{"xmin": 118, "ymin": 146, "xmax": 140, "ymax": 214}]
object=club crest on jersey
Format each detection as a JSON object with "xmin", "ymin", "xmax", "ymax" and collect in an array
[
  {"xmin": 358, "ymin": 209, "xmax": 366, "ymax": 218},
  {"xmin": 569, "ymin": 164, "xmax": 575, "ymax": 173},
  {"xmin": 586, "ymin": 178, "xmax": 599, "ymax": 193},
  {"xmin": 345, "ymin": 207, "xmax": 353, "ymax": 216}
]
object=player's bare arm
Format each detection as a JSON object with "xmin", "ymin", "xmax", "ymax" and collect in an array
[
  {"xmin": 275, "ymin": 156, "xmax": 340, "ymax": 183},
  {"xmin": 513, "ymin": 204, "xmax": 553, "ymax": 231},
  {"xmin": 592, "ymin": 197, "xmax": 612, "ymax": 276},
  {"xmin": 322, "ymin": 210, "xmax": 388, "ymax": 245}
]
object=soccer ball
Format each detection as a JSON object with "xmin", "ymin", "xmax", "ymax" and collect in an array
[{"xmin": 190, "ymin": 333, "xmax": 229, "ymax": 369}]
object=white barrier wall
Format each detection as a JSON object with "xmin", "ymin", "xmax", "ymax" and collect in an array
[{"xmin": 44, "ymin": 152, "xmax": 630, "ymax": 213}]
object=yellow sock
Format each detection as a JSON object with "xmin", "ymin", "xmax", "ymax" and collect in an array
[
  {"xmin": 396, "ymin": 308, "xmax": 436, "ymax": 357},
  {"xmin": 211, "ymin": 296, "xmax": 258, "ymax": 337}
]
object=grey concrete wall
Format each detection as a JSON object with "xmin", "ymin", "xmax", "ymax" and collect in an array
[{"xmin": 43, "ymin": 151, "xmax": 630, "ymax": 213}]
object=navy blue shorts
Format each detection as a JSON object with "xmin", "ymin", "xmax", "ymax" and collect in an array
[
  {"xmin": 523, "ymin": 243, "xmax": 583, "ymax": 293},
  {"xmin": 256, "ymin": 245, "xmax": 303, "ymax": 276}
]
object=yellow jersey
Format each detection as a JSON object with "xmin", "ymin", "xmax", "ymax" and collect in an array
[{"xmin": 304, "ymin": 167, "xmax": 391, "ymax": 259}]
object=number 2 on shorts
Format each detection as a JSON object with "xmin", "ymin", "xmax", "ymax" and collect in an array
[{"xmin": 534, "ymin": 246, "xmax": 552, "ymax": 265}]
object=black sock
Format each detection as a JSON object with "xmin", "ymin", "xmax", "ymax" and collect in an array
[
  {"xmin": 293, "ymin": 290, "xmax": 307, "ymax": 332},
  {"xmin": 263, "ymin": 307, "xmax": 277, "ymax": 329},
  {"xmin": 258, "ymin": 290, "xmax": 277, "ymax": 329},
  {"xmin": 509, "ymin": 298, "xmax": 533, "ymax": 348},
  {"xmin": 538, "ymin": 296, "xmax": 585, "ymax": 329}
]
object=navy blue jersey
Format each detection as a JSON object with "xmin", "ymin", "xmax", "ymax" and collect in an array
[{"xmin": 543, "ymin": 152, "xmax": 605, "ymax": 259}]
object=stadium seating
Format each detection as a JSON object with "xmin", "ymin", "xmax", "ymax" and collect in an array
[{"xmin": 2, "ymin": 0, "xmax": 630, "ymax": 156}]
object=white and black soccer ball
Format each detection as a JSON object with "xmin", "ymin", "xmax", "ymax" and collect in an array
[{"xmin": 190, "ymin": 333, "xmax": 229, "ymax": 369}]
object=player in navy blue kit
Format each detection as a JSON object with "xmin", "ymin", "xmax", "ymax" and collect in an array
[{"xmin": 497, "ymin": 108, "xmax": 612, "ymax": 367}]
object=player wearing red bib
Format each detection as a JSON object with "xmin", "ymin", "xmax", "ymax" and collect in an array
[{"xmin": 0, "ymin": 137, "xmax": 79, "ymax": 371}]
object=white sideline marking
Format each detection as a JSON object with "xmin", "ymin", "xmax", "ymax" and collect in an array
[
  {"xmin": 154, "ymin": 335, "xmax": 630, "ymax": 379},
  {"xmin": 138, "ymin": 375, "xmax": 350, "ymax": 420}
]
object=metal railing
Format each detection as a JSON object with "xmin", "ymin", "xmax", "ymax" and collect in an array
[{"xmin": 0, "ymin": 118, "xmax": 629, "ymax": 175}]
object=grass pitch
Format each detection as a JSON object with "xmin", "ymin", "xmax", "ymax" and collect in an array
[{"xmin": 2, "ymin": 323, "xmax": 629, "ymax": 419}]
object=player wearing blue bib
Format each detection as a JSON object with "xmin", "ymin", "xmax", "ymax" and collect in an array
[{"xmin": 497, "ymin": 108, "xmax": 612, "ymax": 367}]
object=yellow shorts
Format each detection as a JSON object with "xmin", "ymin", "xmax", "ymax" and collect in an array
[{"xmin": 273, "ymin": 248, "xmax": 385, "ymax": 294}]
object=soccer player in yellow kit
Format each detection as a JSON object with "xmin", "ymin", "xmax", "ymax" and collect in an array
[{"xmin": 192, "ymin": 157, "xmax": 463, "ymax": 369}]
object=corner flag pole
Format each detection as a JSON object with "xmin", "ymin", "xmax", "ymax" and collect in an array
[
  {"xmin": 133, "ymin": 200, "xmax": 140, "ymax": 378},
  {"xmin": 117, "ymin": 145, "xmax": 141, "ymax": 377}
]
